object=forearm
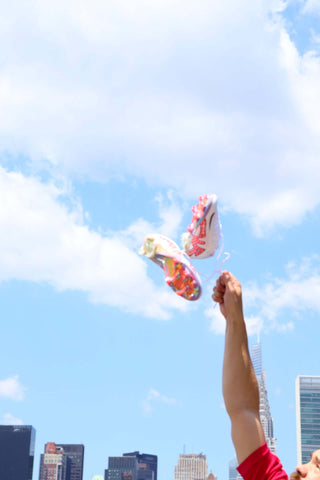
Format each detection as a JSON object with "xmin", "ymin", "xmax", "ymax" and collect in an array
[{"xmin": 223, "ymin": 315, "xmax": 259, "ymax": 416}]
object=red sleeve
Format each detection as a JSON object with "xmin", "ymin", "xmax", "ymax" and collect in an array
[{"xmin": 237, "ymin": 443, "xmax": 288, "ymax": 480}]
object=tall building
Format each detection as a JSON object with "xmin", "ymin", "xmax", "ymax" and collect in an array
[
  {"xmin": 228, "ymin": 458, "xmax": 242, "ymax": 480},
  {"xmin": 251, "ymin": 341, "xmax": 277, "ymax": 453},
  {"xmin": 56, "ymin": 444, "xmax": 84, "ymax": 480},
  {"xmin": 0, "ymin": 425, "xmax": 36, "ymax": 480},
  {"xmin": 123, "ymin": 452, "xmax": 157, "ymax": 480},
  {"xmin": 296, "ymin": 376, "xmax": 320, "ymax": 464},
  {"xmin": 174, "ymin": 453, "xmax": 208, "ymax": 480},
  {"xmin": 39, "ymin": 443, "xmax": 84, "ymax": 480},
  {"xmin": 105, "ymin": 455, "xmax": 138, "ymax": 480},
  {"xmin": 39, "ymin": 443, "xmax": 67, "ymax": 480}
]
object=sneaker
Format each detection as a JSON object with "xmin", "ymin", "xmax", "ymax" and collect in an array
[
  {"xmin": 182, "ymin": 194, "xmax": 221, "ymax": 259},
  {"xmin": 139, "ymin": 233, "xmax": 202, "ymax": 301}
]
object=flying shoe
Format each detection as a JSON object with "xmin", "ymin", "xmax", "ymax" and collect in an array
[
  {"xmin": 182, "ymin": 194, "xmax": 221, "ymax": 259},
  {"xmin": 139, "ymin": 233, "xmax": 202, "ymax": 301}
]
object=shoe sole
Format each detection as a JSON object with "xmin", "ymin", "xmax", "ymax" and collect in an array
[{"xmin": 140, "ymin": 234, "xmax": 202, "ymax": 301}]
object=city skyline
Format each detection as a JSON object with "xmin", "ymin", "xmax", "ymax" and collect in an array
[{"xmin": 2, "ymin": 369, "xmax": 320, "ymax": 480}]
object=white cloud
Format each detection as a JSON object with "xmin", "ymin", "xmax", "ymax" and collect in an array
[
  {"xmin": 142, "ymin": 388, "xmax": 177, "ymax": 415},
  {"xmin": 206, "ymin": 257, "xmax": 320, "ymax": 334},
  {"xmin": 0, "ymin": 413, "xmax": 24, "ymax": 425},
  {"xmin": 0, "ymin": 166, "xmax": 189, "ymax": 319},
  {"xmin": 303, "ymin": 0, "xmax": 320, "ymax": 14},
  {"xmin": 0, "ymin": 376, "xmax": 26, "ymax": 401},
  {"xmin": 0, "ymin": 1, "xmax": 320, "ymax": 234}
]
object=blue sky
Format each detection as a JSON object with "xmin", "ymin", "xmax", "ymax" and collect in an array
[{"xmin": 1, "ymin": 1, "xmax": 320, "ymax": 479}]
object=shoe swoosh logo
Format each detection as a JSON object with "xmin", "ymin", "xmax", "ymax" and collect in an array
[{"xmin": 208, "ymin": 212, "xmax": 215, "ymax": 228}]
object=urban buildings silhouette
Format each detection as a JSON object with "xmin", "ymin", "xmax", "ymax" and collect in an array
[{"xmin": 296, "ymin": 375, "xmax": 320, "ymax": 464}]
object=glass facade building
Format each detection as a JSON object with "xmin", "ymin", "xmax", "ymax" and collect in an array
[
  {"xmin": 296, "ymin": 376, "xmax": 320, "ymax": 464},
  {"xmin": 56, "ymin": 444, "xmax": 85, "ymax": 480},
  {"xmin": 0, "ymin": 425, "xmax": 36, "ymax": 480},
  {"xmin": 228, "ymin": 458, "xmax": 242, "ymax": 480}
]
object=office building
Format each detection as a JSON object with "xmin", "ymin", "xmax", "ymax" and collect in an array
[
  {"xmin": 56, "ymin": 444, "xmax": 84, "ymax": 480},
  {"xmin": 0, "ymin": 425, "xmax": 36, "ymax": 480},
  {"xmin": 39, "ymin": 442, "xmax": 67, "ymax": 480},
  {"xmin": 39, "ymin": 442, "xmax": 84, "ymax": 480},
  {"xmin": 251, "ymin": 341, "xmax": 277, "ymax": 453},
  {"xmin": 105, "ymin": 455, "xmax": 138, "ymax": 480},
  {"xmin": 296, "ymin": 375, "xmax": 320, "ymax": 464},
  {"xmin": 123, "ymin": 452, "xmax": 157, "ymax": 480},
  {"xmin": 228, "ymin": 458, "xmax": 243, "ymax": 480},
  {"xmin": 174, "ymin": 453, "xmax": 208, "ymax": 480}
]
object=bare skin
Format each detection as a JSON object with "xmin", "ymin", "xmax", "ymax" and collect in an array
[
  {"xmin": 212, "ymin": 271, "xmax": 320, "ymax": 480},
  {"xmin": 294, "ymin": 450, "xmax": 320, "ymax": 480},
  {"xmin": 212, "ymin": 271, "xmax": 265, "ymax": 463}
]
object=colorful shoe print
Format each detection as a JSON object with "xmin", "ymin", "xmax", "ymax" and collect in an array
[
  {"xmin": 139, "ymin": 233, "xmax": 202, "ymax": 301},
  {"xmin": 182, "ymin": 194, "xmax": 221, "ymax": 259}
]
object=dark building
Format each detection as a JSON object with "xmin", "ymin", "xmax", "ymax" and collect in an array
[
  {"xmin": 105, "ymin": 456, "xmax": 138, "ymax": 480},
  {"xmin": 56, "ymin": 444, "xmax": 85, "ymax": 480},
  {"xmin": 0, "ymin": 425, "xmax": 36, "ymax": 480},
  {"xmin": 123, "ymin": 452, "xmax": 157, "ymax": 480}
]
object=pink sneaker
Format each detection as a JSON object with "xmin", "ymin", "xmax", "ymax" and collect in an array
[
  {"xmin": 182, "ymin": 194, "xmax": 221, "ymax": 259},
  {"xmin": 139, "ymin": 233, "xmax": 202, "ymax": 301}
]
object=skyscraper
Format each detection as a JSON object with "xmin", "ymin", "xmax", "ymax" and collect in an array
[
  {"xmin": 105, "ymin": 455, "xmax": 138, "ymax": 480},
  {"xmin": 39, "ymin": 443, "xmax": 84, "ymax": 480},
  {"xmin": 251, "ymin": 341, "xmax": 277, "ymax": 453},
  {"xmin": 228, "ymin": 458, "xmax": 242, "ymax": 480},
  {"xmin": 0, "ymin": 425, "xmax": 36, "ymax": 480},
  {"xmin": 39, "ymin": 442, "xmax": 67, "ymax": 480},
  {"xmin": 123, "ymin": 452, "xmax": 157, "ymax": 480},
  {"xmin": 56, "ymin": 444, "xmax": 85, "ymax": 480},
  {"xmin": 174, "ymin": 453, "xmax": 208, "ymax": 480},
  {"xmin": 296, "ymin": 375, "xmax": 320, "ymax": 464}
]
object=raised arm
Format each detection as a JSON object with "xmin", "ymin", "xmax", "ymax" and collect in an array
[{"xmin": 212, "ymin": 271, "xmax": 265, "ymax": 464}]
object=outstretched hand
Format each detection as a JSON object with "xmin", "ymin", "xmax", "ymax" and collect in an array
[{"xmin": 212, "ymin": 271, "xmax": 243, "ymax": 321}]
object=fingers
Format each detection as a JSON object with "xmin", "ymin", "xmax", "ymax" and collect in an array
[
  {"xmin": 212, "ymin": 271, "xmax": 241, "ymax": 303},
  {"xmin": 212, "ymin": 272, "xmax": 227, "ymax": 303}
]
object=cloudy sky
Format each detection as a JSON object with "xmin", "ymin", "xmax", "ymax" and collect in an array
[{"xmin": 1, "ymin": 0, "xmax": 320, "ymax": 479}]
